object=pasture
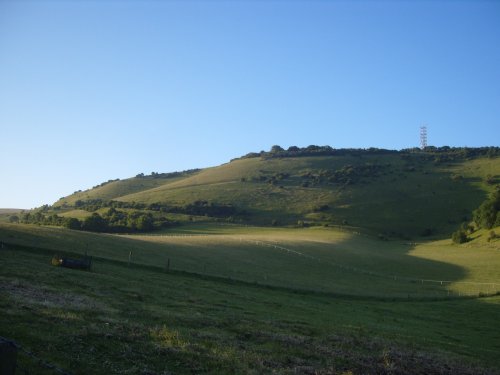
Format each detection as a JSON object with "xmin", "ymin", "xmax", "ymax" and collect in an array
[{"xmin": 1, "ymin": 222, "xmax": 500, "ymax": 373}]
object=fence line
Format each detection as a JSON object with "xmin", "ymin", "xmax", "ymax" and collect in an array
[
  {"xmin": 240, "ymin": 238, "xmax": 500, "ymax": 293},
  {"xmin": 141, "ymin": 234, "xmax": 500, "ymax": 293}
]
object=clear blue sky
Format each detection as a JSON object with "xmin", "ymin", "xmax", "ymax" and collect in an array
[{"xmin": 1, "ymin": 0, "xmax": 499, "ymax": 208}]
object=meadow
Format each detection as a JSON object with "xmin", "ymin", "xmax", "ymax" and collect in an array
[{"xmin": 1, "ymin": 222, "xmax": 500, "ymax": 374}]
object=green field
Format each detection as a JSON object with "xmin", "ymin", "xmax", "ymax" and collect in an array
[
  {"xmin": 1, "ymin": 222, "xmax": 500, "ymax": 374},
  {"xmin": 2, "ymin": 223, "xmax": 499, "ymax": 298}
]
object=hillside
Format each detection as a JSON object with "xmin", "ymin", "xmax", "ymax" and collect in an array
[{"xmin": 47, "ymin": 147, "xmax": 500, "ymax": 239}]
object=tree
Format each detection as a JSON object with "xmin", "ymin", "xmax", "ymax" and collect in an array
[
  {"xmin": 8, "ymin": 215, "xmax": 19, "ymax": 223},
  {"xmin": 82, "ymin": 213, "xmax": 108, "ymax": 232},
  {"xmin": 452, "ymin": 229, "xmax": 468, "ymax": 244},
  {"xmin": 270, "ymin": 145, "xmax": 284, "ymax": 153},
  {"xmin": 64, "ymin": 217, "xmax": 82, "ymax": 230},
  {"xmin": 135, "ymin": 214, "xmax": 154, "ymax": 232},
  {"xmin": 473, "ymin": 191, "xmax": 500, "ymax": 229}
]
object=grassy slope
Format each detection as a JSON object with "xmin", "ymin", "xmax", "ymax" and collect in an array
[
  {"xmin": 1, "ymin": 229, "xmax": 499, "ymax": 374},
  {"xmin": 53, "ymin": 154, "xmax": 500, "ymax": 238},
  {"xmin": 54, "ymin": 174, "xmax": 197, "ymax": 207},
  {"xmin": 2, "ymin": 223, "xmax": 499, "ymax": 298}
]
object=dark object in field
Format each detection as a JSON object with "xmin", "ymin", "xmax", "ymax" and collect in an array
[
  {"xmin": 52, "ymin": 255, "xmax": 92, "ymax": 270},
  {"xmin": 0, "ymin": 337, "xmax": 17, "ymax": 375}
]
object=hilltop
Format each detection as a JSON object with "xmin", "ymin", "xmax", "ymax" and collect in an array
[{"xmin": 16, "ymin": 146, "xmax": 500, "ymax": 239}]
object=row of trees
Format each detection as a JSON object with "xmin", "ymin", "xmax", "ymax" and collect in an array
[
  {"xmin": 135, "ymin": 169, "xmax": 200, "ymax": 179},
  {"xmin": 236, "ymin": 145, "xmax": 399, "ymax": 160},
  {"xmin": 235, "ymin": 145, "xmax": 500, "ymax": 162},
  {"xmin": 17, "ymin": 198, "xmax": 242, "ymax": 234},
  {"xmin": 18, "ymin": 209, "xmax": 169, "ymax": 233},
  {"xmin": 72, "ymin": 199, "xmax": 241, "ymax": 218}
]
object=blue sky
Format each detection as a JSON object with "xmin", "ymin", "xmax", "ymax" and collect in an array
[{"xmin": 1, "ymin": 0, "xmax": 499, "ymax": 208}]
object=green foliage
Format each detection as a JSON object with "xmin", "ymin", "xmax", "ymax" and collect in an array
[
  {"xmin": 270, "ymin": 145, "xmax": 284, "ymax": 153},
  {"xmin": 236, "ymin": 145, "xmax": 500, "ymax": 161},
  {"xmin": 452, "ymin": 228, "xmax": 468, "ymax": 244},
  {"xmin": 473, "ymin": 190, "xmax": 500, "ymax": 229},
  {"xmin": 82, "ymin": 213, "xmax": 108, "ymax": 232},
  {"xmin": 8, "ymin": 215, "xmax": 19, "ymax": 223},
  {"xmin": 64, "ymin": 217, "xmax": 81, "ymax": 230}
]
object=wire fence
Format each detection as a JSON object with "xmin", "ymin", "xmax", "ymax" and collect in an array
[
  {"xmin": 3, "ymin": 233, "xmax": 500, "ymax": 299},
  {"xmin": 238, "ymin": 237, "xmax": 500, "ymax": 298},
  {"xmin": 128, "ymin": 233, "xmax": 500, "ymax": 298}
]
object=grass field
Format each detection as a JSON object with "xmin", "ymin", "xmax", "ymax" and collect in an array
[
  {"xmin": 2, "ymin": 223, "xmax": 499, "ymax": 298},
  {"xmin": 1, "ymin": 223, "xmax": 500, "ymax": 371},
  {"xmin": 1, "ymin": 224, "xmax": 500, "ymax": 374}
]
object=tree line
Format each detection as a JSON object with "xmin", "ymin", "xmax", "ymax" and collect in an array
[
  {"xmin": 234, "ymin": 145, "xmax": 500, "ymax": 162},
  {"xmin": 14, "ymin": 199, "xmax": 242, "ymax": 234},
  {"xmin": 18, "ymin": 209, "xmax": 165, "ymax": 233}
]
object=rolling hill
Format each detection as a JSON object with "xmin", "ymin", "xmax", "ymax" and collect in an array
[{"xmin": 49, "ymin": 146, "xmax": 500, "ymax": 239}]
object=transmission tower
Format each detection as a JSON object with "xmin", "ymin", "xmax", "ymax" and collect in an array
[{"xmin": 420, "ymin": 125, "xmax": 427, "ymax": 149}]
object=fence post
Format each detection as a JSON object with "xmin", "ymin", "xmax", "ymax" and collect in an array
[
  {"xmin": 0, "ymin": 338, "xmax": 17, "ymax": 375},
  {"xmin": 128, "ymin": 251, "xmax": 132, "ymax": 267}
]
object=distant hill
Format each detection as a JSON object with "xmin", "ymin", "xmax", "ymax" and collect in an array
[
  {"xmin": 0, "ymin": 209, "xmax": 24, "ymax": 214},
  {"xmin": 38, "ymin": 146, "xmax": 500, "ymax": 238}
]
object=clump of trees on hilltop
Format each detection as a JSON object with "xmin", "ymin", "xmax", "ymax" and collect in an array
[{"xmin": 233, "ymin": 145, "xmax": 500, "ymax": 162}]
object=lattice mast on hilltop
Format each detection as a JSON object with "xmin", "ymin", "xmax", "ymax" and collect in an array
[{"xmin": 420, "ymin": 125, "xmax": 427, "ymax": 149}]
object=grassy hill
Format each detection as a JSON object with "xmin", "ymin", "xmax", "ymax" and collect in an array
[{"xmin": 49, "ymin": 147, "xmax": 500, "ymax": 239}]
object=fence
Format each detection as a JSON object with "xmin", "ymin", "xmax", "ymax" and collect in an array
[{"xmin": 238, "ymin": 237, "xmax": 500, "ymax": 298}]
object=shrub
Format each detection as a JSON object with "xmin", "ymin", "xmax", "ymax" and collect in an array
[
  {"xmin": 452, "ymin": 229, "xmax": 468, "ymax": 244},
  {"xmin": 473, "ymin": 191, "xmax": 500, "ymax": 229}
]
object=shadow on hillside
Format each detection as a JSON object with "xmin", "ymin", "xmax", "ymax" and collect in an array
[{"xmin": 241, "ymin": 158, "xmax": 492, "ymax": 241}]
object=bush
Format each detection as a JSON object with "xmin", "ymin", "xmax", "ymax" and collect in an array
[
  {"xmin": 473, "ymin": 191, "xmax": 500, "ymax": 229},
  {"xmin": 452, "ymin": 229, "xmax": 468, "ymax": 244},
  {"xmin": 64, "ymin": 217, "xmax": 82, "ymax": 230},
  {"xmin": 8, "ymin": 215, "xmax": 19, "ymax": 223}
]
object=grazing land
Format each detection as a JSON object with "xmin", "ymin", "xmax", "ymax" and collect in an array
[{"xmin": 1, "ymin": 222, "xmax": 500, "ymax": 374}]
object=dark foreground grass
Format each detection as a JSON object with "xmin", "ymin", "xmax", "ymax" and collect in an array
[{"xmin": 1, "ymin": 245, "xmax": 499, "ymax": 374}]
